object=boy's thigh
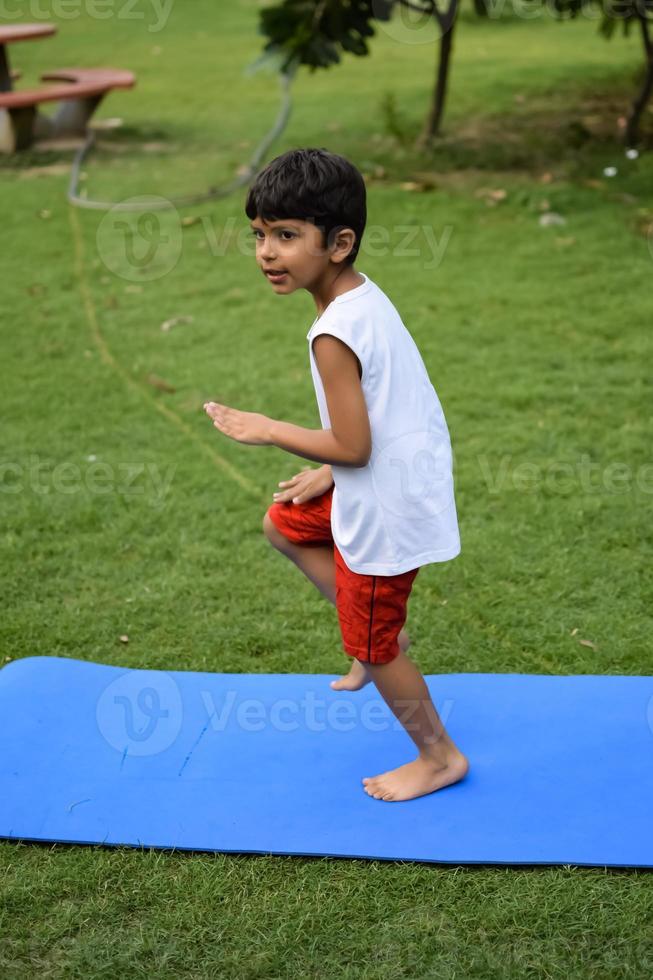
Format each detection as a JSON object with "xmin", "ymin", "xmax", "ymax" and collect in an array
[
  {"xmin": 264, "ymin": 486, "xmax": 334, "ymax": 547},
  {"xmin": 334, "ymin": 545, "xmax": 419, "ymax": 665}
]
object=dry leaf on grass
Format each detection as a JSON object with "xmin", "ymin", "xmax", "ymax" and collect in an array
[
  {"xmin": 539, "ymin": 212, "xmax": 566, "ymax": 227},
  {"xmin": 160, "ymin": 315, "xmax": 194, "ymax": 332},
  {"xmin": 146, "ymin": 373, "xmax": 176, "ymax": 393},
  {"xmin": 475, "ymin": 188, "xmax": 507, "ymax": 206}
]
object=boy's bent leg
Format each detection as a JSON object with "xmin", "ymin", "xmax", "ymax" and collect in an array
[
  {"xmin": 362, "ymin": 649, "xmax": 469, "ymax": 803},
  {"xmin": 262, "ymin": 513, "xmax": 410, "ymax": 673},
  {"xmin": 263, "ymin": 512, "xmax": 337, "ymax": 604}
]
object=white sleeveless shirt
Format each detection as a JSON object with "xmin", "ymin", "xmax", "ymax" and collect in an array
[{"xmin": 306, "ymin": 272, "xmax": 461, "ymax": 575}]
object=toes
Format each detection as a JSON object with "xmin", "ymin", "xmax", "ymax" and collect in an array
[
  {"xmin": 366, "ymin": 779, "xmax": 388, "ymax": 799},
  {"xmin": 362, "ymin": 781, "xmax": 394, "ymax": 801}
]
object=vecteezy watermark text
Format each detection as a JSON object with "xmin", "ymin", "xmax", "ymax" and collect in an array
[
  {"xmin": 203, "ymin": 214, "xmax": 452, "ymax": 271},
  {"xmin": 477, "ymin": 453, "xmax": 653, "ymax": 496},
  {"xmin": 95, "ymin": 198, "xmax": 454, "ymax": 281},
  {"xmin": 96, "ymin": 671, "xmax": 457, "ymax": 757},
  {"xmin": 198, "ymin": 689, "xmax": 455, "ymax": 737},
  {"xmin": 0, "ymin": 0, "xmax": 173, "ymax": 32},
  {"xmin": 0, "ymin": 454, "xmax": 176, "ymax": 506},
  {"xmin": 372, "ymin": 0, "xmax": 653, "ymax": 48}
]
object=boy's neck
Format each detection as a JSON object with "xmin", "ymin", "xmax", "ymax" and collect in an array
[{"xmin": 312, "ymin": 265, "xmax": 365, "ymax": 317}]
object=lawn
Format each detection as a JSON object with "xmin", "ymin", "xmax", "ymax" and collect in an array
[{"xmin": 1, "ymin": 0, "xmax": 652, "ymax": 976}]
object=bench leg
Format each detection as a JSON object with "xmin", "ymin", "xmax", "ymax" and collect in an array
[
  {"xmin": 49, "ymin": 92, "xmax": 106, "ymax": 136},
  {"xmin": 0, "ymin": 91, "xmax": 110, "ymax": 152},
  {"xmin": 32, "ymin": 109, "xmax": 56, "ymax": 140},
  {"xmin": 0, "ymin": 106, "xmax": 36, "ymax": 153}
]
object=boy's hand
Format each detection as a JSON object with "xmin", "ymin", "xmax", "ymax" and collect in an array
[
  {"xmin": 203, "ymin": 401, "xmax": 272, "ymax": 446},
  {"xmin": 272, "ymin": 464, "xmax": 334, "ymax": 505}
]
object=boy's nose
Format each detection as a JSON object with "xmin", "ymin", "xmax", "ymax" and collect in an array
[{"xmin": 258, "ymin": 238, "xmax": 276, "ymax": 260}]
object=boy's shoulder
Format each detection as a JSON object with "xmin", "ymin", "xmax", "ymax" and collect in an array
[{"xmin": 307, "ymin": 274, "xmax": 397, "ymax": 340}]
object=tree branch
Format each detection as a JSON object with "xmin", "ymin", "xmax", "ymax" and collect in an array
[
  {"xmin": 638, "ymin": 4, "xmax": 653, "ymax": 60},
  {"xmin": 624, "ymin": 7, "xmax": 653, "ymax": 144}
]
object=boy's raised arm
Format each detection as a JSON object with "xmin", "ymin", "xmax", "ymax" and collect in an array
[{"xmin": 268, "ymin": 334, "xmax": 371, "ymax": 468}]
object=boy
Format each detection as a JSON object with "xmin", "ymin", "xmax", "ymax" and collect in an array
[{"xmin": 204, "ymin": 147, "xmax": 468, "ymax": 802}]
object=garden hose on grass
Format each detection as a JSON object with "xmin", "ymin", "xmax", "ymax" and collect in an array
[{"xmin": 66, "ymin": 63, "xmax": 297, "ymax": 212}]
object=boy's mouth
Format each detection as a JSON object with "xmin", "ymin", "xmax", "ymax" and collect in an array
[{"xmin": 263, "ymin": 269, "xmax": 288, "ymax": 282}]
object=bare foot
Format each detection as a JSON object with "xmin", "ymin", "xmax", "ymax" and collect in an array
[
  {"xmin": 330, "ymin": 659, "xmax": 371, "ymax": 691},
  {"xmin": 362, "ymin": 751, "xmax": 469, "ymax": 802},
  {"xmin": 330, "ymin": 629, "xmax": 411, "ymax": 691}
]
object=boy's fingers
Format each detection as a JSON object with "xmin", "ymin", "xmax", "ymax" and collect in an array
[{"xmin": 276, "ymin": 471, "xmax": 310, "ymax": 491}]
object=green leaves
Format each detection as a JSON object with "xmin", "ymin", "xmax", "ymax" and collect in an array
[{"xmin": 256, "ymin": 0, "xmax": 394, "ymax": 72}]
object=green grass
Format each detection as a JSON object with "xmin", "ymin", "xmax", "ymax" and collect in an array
[{"xmin": 1, "ymin": 1, "xmax": 653, "ymax": 976}]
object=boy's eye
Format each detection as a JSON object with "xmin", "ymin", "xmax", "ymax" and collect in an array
[{"xmin": 251, "ymin": 230, "xmax": 296, "ymax": 240}]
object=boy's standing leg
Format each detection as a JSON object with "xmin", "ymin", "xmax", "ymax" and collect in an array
[
  {"xmin": 362, "ymin": 649, "xmax": 469, "ymax": 802},
  {"xmin": 264, "ymin": 511, "xmax": 467, "ymax": 801}
]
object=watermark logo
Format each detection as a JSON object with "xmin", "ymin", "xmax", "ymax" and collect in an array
[
  {"xmin": 647, "ymin": 694, "xmax": 653, "ymax": 739},
  {"xmin": 372, "ymin": 428, "xmax": 455, "ymax": 519},
  {"xmin": 96, "ymin": 196, "xmax": 182, "ymax": 282},
  {"xmin": 96, "ymin": 669, "xmax": 183, "ymax": 757},
  {"xmin": 372, "ymin": 0, "xmax": 443, "ymax": 45}
]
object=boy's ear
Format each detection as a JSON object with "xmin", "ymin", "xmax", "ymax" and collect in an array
[{"xmin": 330, "ymin": 226, "xmax": 356, "ymax": 264}]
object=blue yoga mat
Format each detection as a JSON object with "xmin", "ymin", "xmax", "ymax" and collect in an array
[{"xmin": 1, "ymin": 656, "xmax": 652, "ymax": 867}]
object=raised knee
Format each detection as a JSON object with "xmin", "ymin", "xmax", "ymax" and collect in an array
[
  {"xmin": 263, "ymin": 510, "xmax": 286, "ymax": 548},
  {"xmin": 262, "ymin": 510, "xmax": 276, "ymax": 539}
]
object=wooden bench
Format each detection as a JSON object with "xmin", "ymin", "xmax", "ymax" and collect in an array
[{"xmin": 0, "ymin": 67, "xmax": 135, "ymax": 152}]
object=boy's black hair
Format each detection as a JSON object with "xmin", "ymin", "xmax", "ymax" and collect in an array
[{"xmin": 245, "ymin": 147, "xmax": 366, "ymax": 265}]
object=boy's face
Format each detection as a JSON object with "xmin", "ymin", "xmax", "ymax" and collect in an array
[{"xmin": 250, "ymin": 215, "xmax": 354, "ymax": 293}]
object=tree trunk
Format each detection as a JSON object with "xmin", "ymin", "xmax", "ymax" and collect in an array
[
  {"xmin": 416, "ymin": 0, "xmax": 459, "ymax": 148},
  {"xmin": 624, "ymin": 13, "xmax": 653, "ymax": 148}
]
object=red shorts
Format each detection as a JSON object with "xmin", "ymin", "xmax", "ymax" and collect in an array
[{"xmin": 265, "ymin": 485, "xmax": 419, "ymax": 665}]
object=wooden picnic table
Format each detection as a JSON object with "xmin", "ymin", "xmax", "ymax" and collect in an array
[
  {"xmin": 0, "ymin": 21, "xmax": 135, "ymax": 153},
  {"xmin": 0, "ymin": 23, "xmax": 57, "ymax": 93}
]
